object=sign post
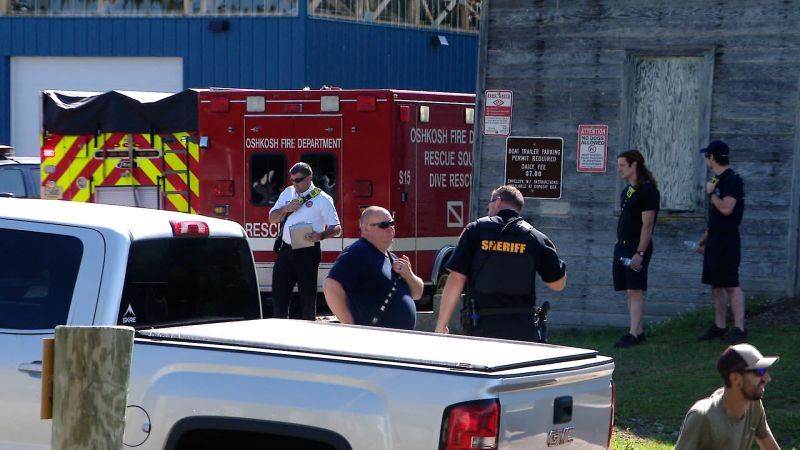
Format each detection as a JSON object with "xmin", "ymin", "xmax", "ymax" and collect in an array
[
  {"xmin": 483, "ymin": 90, "xmax": 513, "ymax": 136},
  {"xmin": 505, "ymin": 137, "xmax": 563, "ymax": 199},
  {"xmin": 576, "ymin": 124, "xmax": 608, "ymax": 172}
]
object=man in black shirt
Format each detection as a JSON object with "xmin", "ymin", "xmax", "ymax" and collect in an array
[
  {"xmin": 695, "ymin": 140, "xmax": 748, "ymax": 344},
  {"xmin": 613, "ymin": 149, "xmax": 660, "ymax": 348},
  {"xmin": 434, "ymin": 185, "xmax": 566, "ymax": 341}
]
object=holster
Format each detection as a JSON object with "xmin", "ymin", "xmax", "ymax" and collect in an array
[
  {"xmin": 460, "ymin": 297, "xmax": 479, "ymax": 334},
  {"xmin": 460, "ymin": 306, "xmax": 472, "ymax": 334},
  {"xmin": 460, "ymin": 305, "xmax": 472, "ymax": 334}
]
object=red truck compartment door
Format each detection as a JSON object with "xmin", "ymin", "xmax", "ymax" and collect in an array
[
  {"xmin": 242, "ymin": 116, "xmax": 295, "ymax": 249},
  {"xmin": 242, "ymin": 115, "xmax": 343, "ymax": 255}
]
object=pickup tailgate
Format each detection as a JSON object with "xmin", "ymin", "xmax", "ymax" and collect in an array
[
  {"xmin": 493, "ymin": 360, "xmax": 614, "ymax": 449},
  {"xmin": 139, "ymin": 319, "xmax": 614, "ymax": 449}
]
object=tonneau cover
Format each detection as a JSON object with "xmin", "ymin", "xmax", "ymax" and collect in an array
[
  {"xmin": 139, "ymin": 319, "xmax": 601, "ymax": 373},
  {"xmin": 41, "ymin": 89, "xmax": 199, "ymax": 135}
]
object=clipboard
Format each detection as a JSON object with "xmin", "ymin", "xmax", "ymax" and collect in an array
[{"xmin": 289, "ymin": 222, "xmax": 314, "ymax": 249}]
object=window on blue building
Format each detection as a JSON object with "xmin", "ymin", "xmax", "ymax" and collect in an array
[
  {"xmin": 5, "ymin": 0, "xmax": 296, "ymax": 15},
  {"xmin": 310, "ymin": 0, "xmax": 479, "ymax": 32}
]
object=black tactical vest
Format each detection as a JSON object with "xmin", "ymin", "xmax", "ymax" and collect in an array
[{"xmin": 468, "ymin": 215, "xmax": 537, "ymax": 309}]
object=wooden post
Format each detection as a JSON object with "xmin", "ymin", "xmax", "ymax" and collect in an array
[
  {"xmin": 41, "ymin": 338, "xmax": 55, "ymax": 419},
  {"xmin": 52, "ymin": 326, "xmax": 134, "ymax": 450}
]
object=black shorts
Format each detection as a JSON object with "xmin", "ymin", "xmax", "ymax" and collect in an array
[
  {"xmin": 702, "ymin": 231, "xmax": 740, "ymax": 288},
  {"xmin": 613, "ymin": 242, "xmax": 652, "ymax": 291}
]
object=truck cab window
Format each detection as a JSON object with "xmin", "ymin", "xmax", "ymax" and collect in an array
[
  {"xmin": 119, "ymin": 237, "xmax": 261, "ymax": 328},
  {"xmin": 0, "ymin": 167, "xmax": 27, "ymax": 197},
  {"xmin": 251, "ymin": 154, "xmax": 285, "ymax": 207},
  {"xmin": 302, "ymin": 153, "xmax": 337, "ymax": 201},
  {"xmin": 0, "ymin": 229, "xmax": 82, "ymax": 330}
]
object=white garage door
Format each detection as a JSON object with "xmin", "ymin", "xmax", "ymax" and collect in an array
[{"xmin": 11, "ymin": 57, "xmax": 183, "ymax": 157}]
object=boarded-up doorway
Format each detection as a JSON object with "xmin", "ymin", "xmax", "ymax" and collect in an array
[{"xmin": 621, "ymin": 51, "xmax": 715, "ymax": 212}]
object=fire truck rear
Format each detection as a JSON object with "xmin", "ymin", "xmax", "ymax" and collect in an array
[
  {"xmin": 198, "ymin": 88, "xmax": 475, "ymax": 297},
  {"xmin": 39, "ymin": 88, "xmax": 475, "ymax": 298},
  {"xmin": 40, "ymin": 89, "xmax": 200, "ymax": 213}
]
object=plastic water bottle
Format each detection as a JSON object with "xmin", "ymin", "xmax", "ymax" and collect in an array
[
  {"xmin": 684, "ymin": 240, "xmax": 699, "ymax": 251},
  {"xmin": 619, "ymin": 257, "xmax": 641, "ymax": 272}
]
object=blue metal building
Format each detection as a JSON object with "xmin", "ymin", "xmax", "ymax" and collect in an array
[{"xmin": 0, "ymin": 0, "xmax": 479, "ymax": 146}]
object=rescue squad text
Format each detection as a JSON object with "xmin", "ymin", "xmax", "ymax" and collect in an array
[
  {"xmin": 424, "ymin": 150, "xmax": 472, "ymax": 188},
  {"xmin": 245, "ymin": 222, "xmax": 280, "ymax": 238}
]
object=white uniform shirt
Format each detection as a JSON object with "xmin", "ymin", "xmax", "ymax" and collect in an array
[{"xmin": 269, "ymin": 183, "xmax": 340, "ymax": 245}]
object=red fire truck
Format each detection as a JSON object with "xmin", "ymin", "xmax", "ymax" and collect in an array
[{"xmin": 40, "ymin": 88, "xmax": 475, "ymax": 298}]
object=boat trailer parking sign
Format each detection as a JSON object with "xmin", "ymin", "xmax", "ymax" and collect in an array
[{"xmin": 483, "ymin": 90, "xmax": 513, "ymax": 136}]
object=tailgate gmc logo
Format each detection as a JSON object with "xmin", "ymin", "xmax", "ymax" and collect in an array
[{"xmin": 547, "ymin": 427, "xmax": 574, "ymax": 446}]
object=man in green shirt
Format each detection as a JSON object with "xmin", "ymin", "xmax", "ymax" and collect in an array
[{"xmin": 674, "ymin": 344, "xmax": 781, "ymax": 450}]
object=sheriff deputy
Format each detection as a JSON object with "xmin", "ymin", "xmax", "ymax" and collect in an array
[
  {"xmin": 434, "ymin": 185, "xmax": 567, "ymax": 341},
  {"xmin": 269, "ymin": 162, "xmax": 341, "ymax": 320}
]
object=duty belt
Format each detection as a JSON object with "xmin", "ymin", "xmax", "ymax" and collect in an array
[{"xmin": 478, "ymin": 307, "xmax": 533, "ymax": 316}]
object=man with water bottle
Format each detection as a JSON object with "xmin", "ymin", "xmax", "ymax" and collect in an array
[
  {"xmin": 695, "ymin": 140, "xmax": 748, "ymax": 344},
  {"xmin": 613, "ymin": 150, "xmax": 660, "ymax": 348}
]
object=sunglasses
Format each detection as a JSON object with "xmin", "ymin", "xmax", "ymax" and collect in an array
[
  {"xmin": 743, "ymin": 368, "xmax": 768, "ymax": 377},
  {"xmin": 291, "ymin": 174, "xmax": 309, "ymax": 183},
  {"xmin": 369, "ymin": 220, "xmax": 396, "ymax": 229}
]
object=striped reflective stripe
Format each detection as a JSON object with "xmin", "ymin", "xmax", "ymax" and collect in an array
[{"xmin": 41, "ymin": 132, "xmax": 200, "ymax": 213}]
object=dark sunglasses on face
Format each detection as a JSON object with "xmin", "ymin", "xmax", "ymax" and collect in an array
[
  {"xmin": 291, "ymin": 174, "xmax": 309, "ymax": 183},
  {"xmin": 743, "ymin": 368, "xmax": 768, "ymax": 377},
  {"xmin": 370, "ymin": 220, "xmax": 396, "ymax": 229}
]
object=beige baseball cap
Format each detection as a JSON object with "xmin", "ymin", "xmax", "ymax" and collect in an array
[{"xmin": 717, "ymin": 344, "xmax": 779, "ymax": 378}]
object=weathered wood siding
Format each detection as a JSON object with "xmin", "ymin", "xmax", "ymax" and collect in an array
[{"xmin": 473, "ymin": 0, "xmax": 800, "ymax": 328}]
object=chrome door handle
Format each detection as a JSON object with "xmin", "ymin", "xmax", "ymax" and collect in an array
[{"xmin": 18, "ymin": 361, "xmax": 43, "ymax": 374}]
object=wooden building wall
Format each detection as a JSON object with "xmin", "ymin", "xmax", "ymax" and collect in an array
[{"xmin": 473, "ymin": 0, "xmax": 800, "ymax": 328}]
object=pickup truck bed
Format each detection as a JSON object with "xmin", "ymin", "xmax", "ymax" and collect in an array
[
  {"xmin": 141, "ymin": 319, "xmax": 605, "ymax": 373},
  {"xmin": 129, "ymin": 320, "xmax": 614, "ymax": 449}
]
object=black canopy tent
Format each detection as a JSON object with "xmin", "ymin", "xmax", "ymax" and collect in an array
[{"xmin": 41, "ymin": 89, "xmax": 199, "ymax": 136}]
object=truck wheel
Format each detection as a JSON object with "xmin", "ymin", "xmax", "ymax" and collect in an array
[{"xmin": 435, "ymin": 272, "xmax": 449, "ymax": 295}]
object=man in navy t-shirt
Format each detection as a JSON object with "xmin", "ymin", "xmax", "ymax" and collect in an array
[{"xmin": 323, "ymin": 206, "xmax": 424, "ymax": 330}]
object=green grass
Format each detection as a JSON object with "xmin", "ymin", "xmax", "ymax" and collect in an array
[{"xmin": 550, "ymin": 300, "xmax": 799, "ymax": 449}]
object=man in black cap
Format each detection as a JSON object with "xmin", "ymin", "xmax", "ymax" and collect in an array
[
  {"xmin": 694, "ymin": 140, "xmax": 747, "ymax": 344},
  {"xmin": 674, "ymin": 344, "xmax": 780, "ymax": 450}
]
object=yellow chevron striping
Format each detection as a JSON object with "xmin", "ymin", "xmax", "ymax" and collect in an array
[
  {"xmin": 50, "ymin": 132, "xmax": 198, "ymax": 214},
  {"xmin": 58, "ymin": 140, "xmax": 97, "ymax": 195}
]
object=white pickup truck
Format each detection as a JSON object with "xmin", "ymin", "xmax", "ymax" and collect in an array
[{"xmin": 0, "ymin": 199, "xmax": 615, "ymax": 450}]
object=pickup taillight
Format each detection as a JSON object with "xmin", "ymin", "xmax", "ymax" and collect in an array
[
  {"xmin": 607, "ymin": 380, "xmax": 616, "ymax": 449},
  {"xmin": 170, "ymin": 220, "xmax": 210, "ymax": 236},
  {"xmin": 440, "ymin": 399, "xmax": 499, "ymax": 450}
]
